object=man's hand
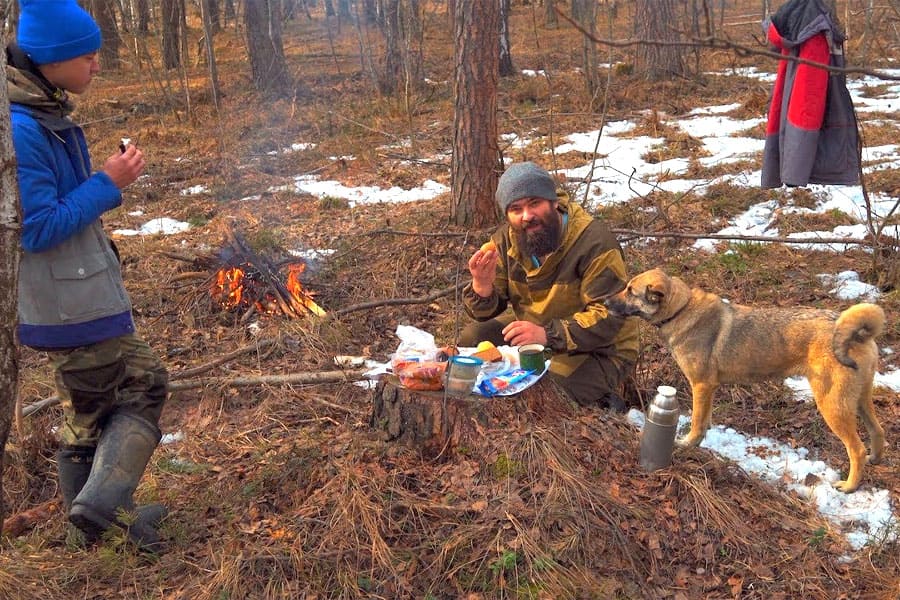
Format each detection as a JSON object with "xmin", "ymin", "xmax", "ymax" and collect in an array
[
  {"xmin": 101, "ymin": 144, "xmax": 146, "ymax": 189},
  {"xmin": 502, "ymin": 320, "xmax": 547, "ymax": 347},
  {"xmin": 468, "ymin": 246, "xmax": 498, "ymax": 297}
]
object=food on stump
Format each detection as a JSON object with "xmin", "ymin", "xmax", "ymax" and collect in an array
[
  {"xmin": 472, "ymin": 343, "xmax": 502, "ymax": 363},
  {"xmin": 397, "ymin": 361, "xmax": 447, "ymax": 391}
]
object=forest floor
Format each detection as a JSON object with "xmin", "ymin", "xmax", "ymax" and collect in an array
[{"xmin": 1, "ymin": 2, "xmax": 899, "ymax": 599}]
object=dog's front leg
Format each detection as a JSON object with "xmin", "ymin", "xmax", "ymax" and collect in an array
[{"xmin": 678, "ymin": 381, "xmax": 717, "ymax": 447}]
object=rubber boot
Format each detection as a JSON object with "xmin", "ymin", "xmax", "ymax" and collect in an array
[
  {"xmin": 59, "ymin": 446, "xmax": 169, "ymax": 540},
  {"xmin": 68, "ymin": 413, "xmax": 166, "ymax": 552},
  {"xmin": 57, "ymin": 446, "xmax": 96, "ymax": 548}
]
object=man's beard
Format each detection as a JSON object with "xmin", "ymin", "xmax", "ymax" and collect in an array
[{"xmin": 514, "ymin": 211, "xmax": 562, "ymax": 257}]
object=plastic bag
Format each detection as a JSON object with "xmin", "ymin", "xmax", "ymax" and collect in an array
[{"xmin": 389, "ymin": 325, "xmax": 439, "ymax": 371}]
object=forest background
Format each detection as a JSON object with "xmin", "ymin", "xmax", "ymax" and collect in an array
[{"xmin": 0, "ymin": 0, "xmax": 898, "ymax": 598}]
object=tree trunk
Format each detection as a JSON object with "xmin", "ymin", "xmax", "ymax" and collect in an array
[
  {"xmin": 380, "ymin": 0, "xmax": 402, "ymax": 94},
  {"xmin": 161, "ymin": 0, "xmax": 185, "ymax": 69},
  {"xmin": 200, "ymin": 0, "xmax": 222, "ymax": 108},
  {"xmin": 634, "ymin": 0, "xmax": 685, "ymax": 80},
  {"xmin": 205, "ymin": 0, "xmax": 221, "ymax": 33},
  {"xmin": 0, "ymin": 23, "xmax": 21, "ymax": 531},
  {"xmin": 91, "ymin": 0, "xmax": 120, "ymax": 70},
  {"xmin": 451, "ymin": 0, "xmax": 501, "ymax": 227},
  {"xmin": 371, "ymin": 378, "xmax": 574, "ymax": 455},
  {"xmin": 136, "ymin": 0, "xmax": 151, "ymax": 33},
  {"xmin": 545, "ymin": 0, "xmax": 557, "ymax": 28},
  {"xmin": 499, "ymin": 0, "xmax": 514, "ymax": 77},
  {"xmin": 225, "ymin": 0, "xmax": 237, "ymax": 25},
  {"xmin": 338, "ymin": 0, "xmax": 351, "ymax": 19},
  {"xmin": 245, "ymin": 0, "xmax": 292, "ymax": 96},
  {"xmin": 364, "ymin": 0, "xmax": 377, "ymax": 23},
  {"xmin": 578, "ymin": 0, "xmax": 598, "ymax": 99}
]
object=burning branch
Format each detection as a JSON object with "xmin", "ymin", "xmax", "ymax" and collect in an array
[{"xmin": 207, "ymin": 227, "xmax": 326, "ymax": 319}]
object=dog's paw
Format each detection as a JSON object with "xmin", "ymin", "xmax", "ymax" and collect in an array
[
  {"xmin": 866, "ymin": 451, "xmax": 883, "ymax": 465},
  {"xmin": 676, "ymin": 435, "xmax": 703, "ymax": 448},
  {"xmin": 832, "ymin": 479, "xmax": 859, "ymax": 493}
]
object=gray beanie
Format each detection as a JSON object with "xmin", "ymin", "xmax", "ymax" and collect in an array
[{"xmin": 496, "ymin": 162, "xmax": 558, "ymax": 212}]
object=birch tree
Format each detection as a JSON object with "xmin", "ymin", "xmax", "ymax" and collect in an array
[{"xmin": 499, "ymin": 0, "xmax": 514, "ymax": 77}]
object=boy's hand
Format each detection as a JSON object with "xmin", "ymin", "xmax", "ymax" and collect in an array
[{"xmin": 101, "ymin": 144, "xmax": 145, "ymax": 189}]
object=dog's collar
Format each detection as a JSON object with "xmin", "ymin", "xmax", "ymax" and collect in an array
[{"xmin": 654, "ymin": 303, "xmax": 688, "ymax": 327}]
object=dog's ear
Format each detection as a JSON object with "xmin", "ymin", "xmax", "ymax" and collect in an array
[{"xmin": 644, "ymin": 285, "xmax": 664, "ymax": 305}]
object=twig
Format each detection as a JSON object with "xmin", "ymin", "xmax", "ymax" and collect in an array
[
  {"xmin": 169, "ymin": 271, "xmax": 210, "ymax": 283},
  {"xmin": 159, "ymin": 250, "xmax": 202, "ymax": 263},
  {"xmin": 170, "ymin": 338, "xmax": 279, "ymax": 380},
  {"xmin": 333, "ymin": 281, "xmax": 468, "ymax": 316},
  {"xmin": 557, "ymin": 9, "xmax": 900, "ymax": 81},
  {"xmin": 610, "ymin": 228, "xmax": 879, "ymax": 246}
]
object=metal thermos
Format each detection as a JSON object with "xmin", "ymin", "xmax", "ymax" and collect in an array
[{"xmin": 639, "ymin": 385, "xmax": 679, "ymax": 471}]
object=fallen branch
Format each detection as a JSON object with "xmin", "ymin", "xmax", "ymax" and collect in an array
[
  {"xmin": 168, "ymin": 369, "xmax": 366, "ymax": 391},
  {"xmin": 169, "ymin": 271, "xmax": 211, "ymax": 283},
  {"xmin": 332, "ymin": 226, "xmax": 884, "ymax": 248},
  {"xmin": 171, "ymin": 338, "xmax": 279, "ymax": 380},
  {"xmin": 332, "ymin": 281, "xmax": 468, "ymax": 316},
  {"xmin": 22, "ymin": 369, "xmax": 369, "ymax": 418},
  {"xmin": 610, "ymin": 228, "xmax": 879, "ymax": 246},
  {"xmin": 1, "ymin": 499, "xmax": 59, "ymax": 538}
]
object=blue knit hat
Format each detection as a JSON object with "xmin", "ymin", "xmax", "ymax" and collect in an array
[
  {"xmin": 17, "ymin": 0, "xmax": 102, "ymax": 65},
  {"xmin": 495, "ymin": 162, "xmax": 558, "ymax": 212}
]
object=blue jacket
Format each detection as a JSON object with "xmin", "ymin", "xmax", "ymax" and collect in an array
[{"xmin": 12, "ymin": 103, "xmax": 136, "ymax": 348}]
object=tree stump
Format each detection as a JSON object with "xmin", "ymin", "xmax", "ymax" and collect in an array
[{"xmin": 370, "ymin": 375, "xmax": 575, "ymax": 455}]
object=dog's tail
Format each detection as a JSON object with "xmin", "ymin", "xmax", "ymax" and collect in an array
[{"xmin": 832, "ymin": 303, "xmax": 885, "ymax": 369}]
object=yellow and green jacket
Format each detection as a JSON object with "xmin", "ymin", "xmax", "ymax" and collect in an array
[{"xmin": 463, "ymin": 193, "xmax": 638, "ymax": 377}]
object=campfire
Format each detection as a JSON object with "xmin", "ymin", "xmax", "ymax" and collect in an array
[{"xmin": 207, "ymin": 230, "xmax": 326, "ymax": 320}]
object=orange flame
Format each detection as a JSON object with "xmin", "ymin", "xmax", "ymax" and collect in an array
[
  {"xmin": 211, "ymin": 266, "xmax": 246, "ymax": 310},
  {"xmin": 286, "ymin": 263, "xmax": 326, "ymax": 317},
  {"xmin": 209, "ymin": 261, "xmax": 325, "ymax": 317}
]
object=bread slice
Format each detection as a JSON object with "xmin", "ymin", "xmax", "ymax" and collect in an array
[{"xmin": 472, "ymin": 346, "xmax": 502, "ymax": 363}]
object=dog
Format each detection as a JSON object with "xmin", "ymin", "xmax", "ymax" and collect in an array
[{"xmin": 605, "ymin": 268, "xmax": 886, "ymax": 493}]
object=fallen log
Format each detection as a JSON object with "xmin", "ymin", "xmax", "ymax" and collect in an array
[{"xmin": 370, "ymin": 375, "xmax": 575, "ymax": 455}]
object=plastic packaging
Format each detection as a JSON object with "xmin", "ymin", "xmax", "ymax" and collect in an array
[{"xmin": 478, "ymin": 367, "xmax": 532, "ymax": 397}]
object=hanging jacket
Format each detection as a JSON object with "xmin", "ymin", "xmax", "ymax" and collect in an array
[
  {"xmin": 760, "ymin": 0, "xmax": 860, "ymax": 188},
  {"xmin": 462, "ymin": 193, "xmax": 638, "ymax": 378},
  {"xmin": 7, "ymin": 44, "xmax": 135, "ymax": 349}
]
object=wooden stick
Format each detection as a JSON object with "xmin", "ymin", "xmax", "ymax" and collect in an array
[
  {"xmin": 169, "ymin": 271, "xmax": 211, "ymax": 283},
  {"xmin": 21, "ymin": 369, "xmax": 370, "ymax": 417},
  {"xmin": 225, "ymin": 228, "xmax": 300, "ymax": 318},
  {"xmin": 333, "ymin": 281, "xmax": 467, "ymax": 316},
  {"xmin": 168, "ymin": 369, "xmax": 367, "ymax": 391},
  {"xmin": 170, "ymin": 338, "xmax": 278, "ymax": 380},
  {"xmin": 2, "ymin": 499, "xmax": 60, "ymax": 538}
]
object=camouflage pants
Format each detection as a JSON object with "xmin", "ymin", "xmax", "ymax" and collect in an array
[
  {"xmin": 46, "ymin": 333, "xmax": 168, "ymax": 447},
  {"xmin": 459, "ymin": 315, "xmax": 630, "ymax": 407}
]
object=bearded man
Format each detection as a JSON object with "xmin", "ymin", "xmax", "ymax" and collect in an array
[{"xmin": 462, "ymin": 162, "xmax": 638, "ymax": 410}]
